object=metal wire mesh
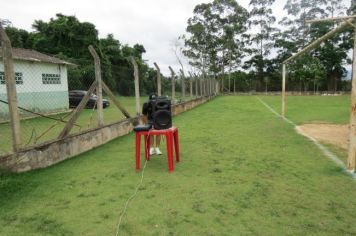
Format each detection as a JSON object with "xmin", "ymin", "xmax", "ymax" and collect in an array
[
  {"xmin": 0, "ymin": 32, "xmax": 214, "ymax": 156},
  {"xmin": 0, "ymin": 46, "xmax": 133, "ymax": 154},
  {"xmin": 0, "ymin": 55, "xmax": 13, "ymax": 155},
  {"xmin": 10, "ymin": 55, "xmax": 96, "ymax": 149}
]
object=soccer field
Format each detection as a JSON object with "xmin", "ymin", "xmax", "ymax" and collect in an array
[{"xmin": 1, "ymin": 95, "xmax": 356, "ymax": 236}]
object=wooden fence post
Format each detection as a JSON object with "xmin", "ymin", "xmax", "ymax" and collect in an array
[
  {"xmin": 347, "ymin": 28, "xmax": 356, "ymax": 172},
  {"xmin": 168, "ymin": 66, "xmax": 175, "ymax": 103},
  {"xmin": 88, "ymin": 45, "xmax": 104, "ymax": 127},
  {"xmin": 0, "ymin": 25, "xmax": 21, "ymax": 151},
  {"xmin": 282, "ymin": 63, "xmax": 286, "ymax": 117},
  {"xmin": 129, "ymin": 57, "xmax": 140, "ymax": 116},
  {"xmin": 153, "ymin": 62, "xmax": 161, "ymax": 96}
]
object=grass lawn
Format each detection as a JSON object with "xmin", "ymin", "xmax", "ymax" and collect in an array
[
  {"xmin": 260, "ymin": 95, "xmax": 350, "ymax": 124},
  {"xmin": 1, "ymin": 95, "xmax": 356, "ymax": 235}
]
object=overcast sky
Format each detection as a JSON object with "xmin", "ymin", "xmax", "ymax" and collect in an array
[{"xmin": 0, "ymin": 0, "xmax": 350, "ymax": 75}]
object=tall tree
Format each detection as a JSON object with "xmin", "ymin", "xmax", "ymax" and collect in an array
[
  {"xmin": 245, "ymin": 0, "xmax": 278, "ymax": 91},
  {"xmin": 183, "ymin": 0, "xmax": 248, "ymax": 85}
]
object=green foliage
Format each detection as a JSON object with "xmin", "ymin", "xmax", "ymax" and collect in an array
[
  {"xmin": 245, "ymin": 0, "xmax": 278, "ymax": 91},
  {"xmin": 4, "ymin": 27, "xmax": 32, "ymax": 48},
  {"xmin": 182, "ymin": 0, "xmax": 353, "ymax": 92},
  {"xmin": 276, "ymin": 0, "xmax": 349, "ymax": 92},
  {"xmin": 183, "ymin": 0, "xmax": 248, "ymax": 77},
  {"xmin": 5, "ymin": 14, "xmax": 155, "ymax": 95}
]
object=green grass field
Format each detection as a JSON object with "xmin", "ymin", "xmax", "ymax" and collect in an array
[
  {"xmin": 260, "ymin": 95, "xmax": 350, "ymax": 124},
  {"xmin": 1, "ymin": 95, "xmax": 356, "ymax": 235}
]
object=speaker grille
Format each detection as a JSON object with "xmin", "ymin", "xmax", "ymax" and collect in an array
[{"xmin": 151, "ymin": 97, "xmax": 172, "ymax": 130}]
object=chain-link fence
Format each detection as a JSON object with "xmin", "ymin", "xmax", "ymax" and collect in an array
[
  {"xmin": 0, "ymin": 38, "xmax": 134, "ymax": 155},
  {"xmin": 0, "ymin": 54, "xmax": 12, "ymax": 155},
  {"xmin": 0, "ymin": 47, "xmax": 89, "ymax": 154},
  {"xmin": 0, "ymin": 26, "xmax": 217, "ymax": 157}
]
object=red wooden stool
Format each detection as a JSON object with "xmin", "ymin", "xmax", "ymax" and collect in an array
[{"xmin": 135, "ymin": 126, "xmax": 179, "ymax": 172}]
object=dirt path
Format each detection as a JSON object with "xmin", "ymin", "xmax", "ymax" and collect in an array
[{"xmin": 296, "ymin": 123, "xmax": 349, "ymax": 149}]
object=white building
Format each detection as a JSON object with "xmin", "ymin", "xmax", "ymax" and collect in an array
[{"xmin": 0, "ymin": 48, "xmax": 73, "ymax": 120}]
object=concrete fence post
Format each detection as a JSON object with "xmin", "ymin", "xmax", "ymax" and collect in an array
[
  {"xmin": 200, "ymin": 78, "xmax": 203, "ymax": 97},
  {"xmin": 153, "ymin": 62, "xmax": 161, "ymax": 96},
  {"xmin": 205, "ymin": 79, "xmax": 207, "ymax": 96},
  {"xmin": 195, "ymin": 77, "xmax": 198, "ymax": 97},
  {"xmin": 180, "ymin": 69, "xmax": 185, "ymax": 98},
  {"xmin": 88, "ymin": 45, "xmax": 104, "ymax": 127},
  {"xmin": 190, "ymin": 77, "xmax": 193, "ymax": 97},
  {"xmin": 0, "ymin": 24, "xmax": 21, "ymax": 151},
  {"xmin": 168, "ymin": 66, "xmax": 175, "ymax": 104},
  {"xmin": 130, "ymin": 57, "xmax": 140, "ymax": 116}
]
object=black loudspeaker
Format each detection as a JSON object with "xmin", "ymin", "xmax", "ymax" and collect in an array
[{"xmin": 151, "ymin": 97, "xmax": 172, "ymax": 130}]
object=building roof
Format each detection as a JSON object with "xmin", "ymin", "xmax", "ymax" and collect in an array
[{"xmin": 0, "ymin": 47, "xmax": 74, "ymax": 65}]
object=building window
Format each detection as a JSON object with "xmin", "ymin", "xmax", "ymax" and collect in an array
[
  {"xmin": 0, "ymin": 71, "xmax": 23, "ymax": 85},
  {"xmin": 42, "ymin": 73, "xmax": 61, "ymax": 84},
  {"xmin": 0, "ymin": 72, "xmax": 4, "ymax": 85},
  {"xmin": 15, "ymin": 72, "xmax": 23, "ymax": 84}
]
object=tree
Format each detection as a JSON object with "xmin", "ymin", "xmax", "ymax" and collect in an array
[
  {"xmin": 4, "ymin": 27, "xmax": 32, "ymax": 48},
  {"xmin": 31, "ymin": 14, "xmax": 98, "ymax": 59},
  {"xmin": 183, "ymin": 0, "xmax": 248, "ymax": 87},
  {"xmin": 276, "ymin": 0, "xmax": 348, "ymax": 92},
  {"xmin": 4, "ymin": 14, "xmax": 153, "ymax": 95},
  {"xmin": 245, "ymin": 0, "xmax": 278, "ymax": 91}
]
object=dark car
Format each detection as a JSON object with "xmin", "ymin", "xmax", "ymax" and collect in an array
[{"xmin": 69, "ymin": 90, "xmax": 110, "ymax": 109}]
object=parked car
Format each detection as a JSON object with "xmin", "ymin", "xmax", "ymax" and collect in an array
[{"xmin": 69, "ymin": 90, "xmax": 110, "ymax": 109}]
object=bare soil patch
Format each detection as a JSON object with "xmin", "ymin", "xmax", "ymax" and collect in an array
[{"xmin": 296, "ymin": 123, "xmax": 349, "ymax": 149}]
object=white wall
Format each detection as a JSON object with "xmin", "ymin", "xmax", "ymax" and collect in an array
[
  {"xmin": 0, "ymin": 60, "xmax": 68, "ymax": 93},
  {"xmin": 0, "ymin": 60, "xmax": 69, "ymax": 118}
]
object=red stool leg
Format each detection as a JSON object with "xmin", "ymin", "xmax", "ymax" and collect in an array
[
  {"xmin": 147, "ymin": 134, "xmax": 151, "ymax": 160},
  {"xmin": 166, "ymin": 132, "xmax": 174, "ymax": 172},
  {"xmin": 144, "ymin": 134, "xmax": 148, "ymax": 160},
  {"xmin": 173, "ymin": 129, "xmax": 180, "ymax": 162},
  {"xmin": 135, "ymin": 132, "xmax": 141, "ymax": 170}
]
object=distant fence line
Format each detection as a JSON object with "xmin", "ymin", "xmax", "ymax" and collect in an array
[{"xmin": 224, "ymin": 91, "xmax": 350, "ymax": 96}]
